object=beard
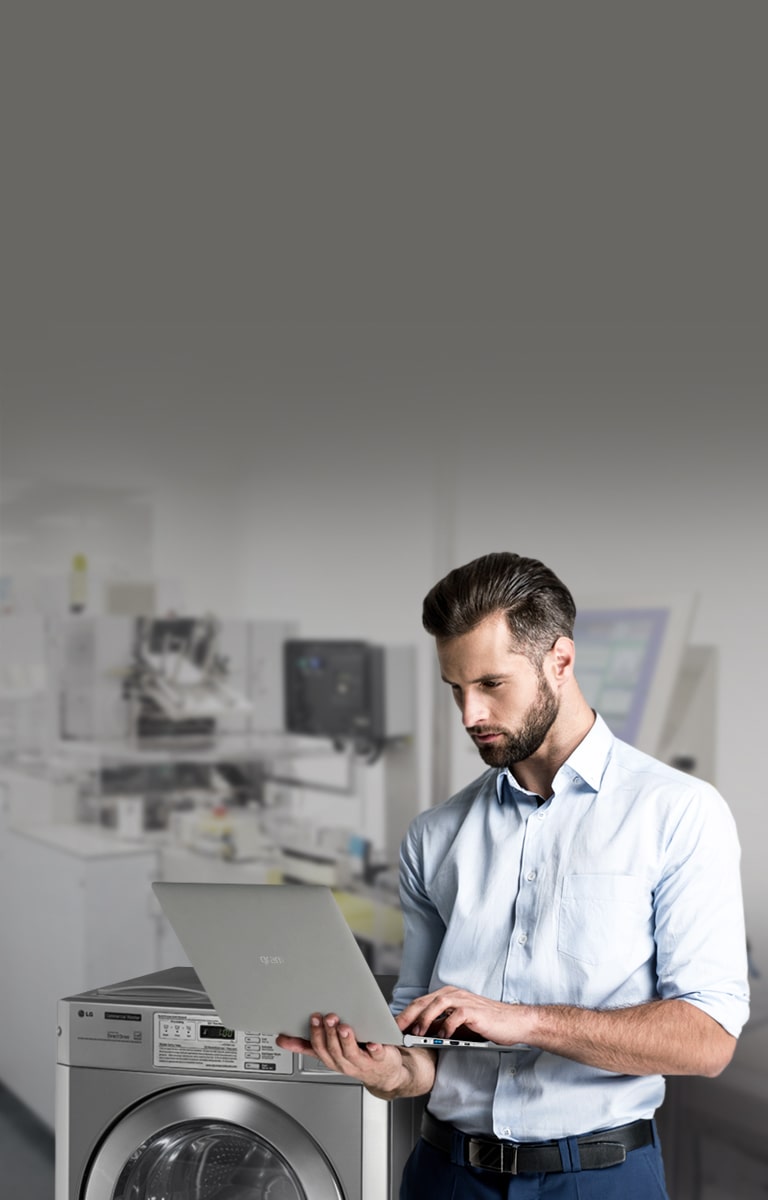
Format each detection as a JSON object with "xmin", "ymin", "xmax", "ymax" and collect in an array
[{"xmin": 468, "ymin": 672, "xmax": 560, "ymax": 768}]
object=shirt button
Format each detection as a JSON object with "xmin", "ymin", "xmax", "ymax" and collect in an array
[
  {"xmin": 502, "ymin": 1127, "xmax": 512, "ymax": 1137},
  {"xmin": 517, "ymin": 933, "xmax": 528, "ymax": 945},
  {"xmin": 526, "ymin": 870, "xmax": 536, "ymax": 881},
  {"xmin": 509, "ymin": 1066, "xmax": 517, "ymax": 1076},
  {"xmin": 536, "ymin": 810, "xmax": 546, "ymax": 820}
]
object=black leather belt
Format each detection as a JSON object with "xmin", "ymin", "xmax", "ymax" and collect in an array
[{"xmin": 421, "ymin": 1109, "xmax": 654, "ymax": 1175}]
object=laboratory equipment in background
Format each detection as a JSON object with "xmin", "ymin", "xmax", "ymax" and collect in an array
[
  {"xmin": 55, "ymin": 615, "xmax": 296, "ymax": 746},
  {"xmin": 84, "ymin": 759, "xmax": 263, "ymax": 839},
  {"xmin": 0, "ymin": 620, "xmax": 419, "ymax": 891},
  {"xmin": 2, "ymin": 619, "xmax": 417, "ymax": 869},
  {"xmin": 123, "ymin": 615, "xmax": 251, "ymax": 743},
  {"xmin": 57, "ymin": 967, "xmax": 424, "ymax": 1200},
  {"xmin": 284, "ymin": 639, "xmax": 415, "ymax": 756},
  {"xmin": 281, "ymin": 638, "xmax": 418, "ymax": 865}
]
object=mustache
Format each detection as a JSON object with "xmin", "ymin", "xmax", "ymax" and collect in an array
[{"xmin": 467, "ymin": 726, "xmax": 507, "ymax": 737}]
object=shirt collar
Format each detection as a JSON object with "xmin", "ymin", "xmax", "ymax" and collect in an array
[
  {"xmin": 495, "ymin": 712, "xmax": 613, "ymax": 804},
  {"xmin": 558, "ymin": 712, "xmax": 613, "ymax": 792}
]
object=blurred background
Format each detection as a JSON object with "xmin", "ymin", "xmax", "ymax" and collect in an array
[{"xmin": 1, "ymin": 5, "xmax": 766, "ymax": 1198}]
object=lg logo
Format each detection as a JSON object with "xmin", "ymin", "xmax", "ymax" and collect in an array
[{"xmin": 77, "ymin": 1009, "xmax": 95, "ymax": 1018}]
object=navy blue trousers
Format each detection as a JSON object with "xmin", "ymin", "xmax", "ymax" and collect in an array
[{"xmin": 399, "ymin": 1126, "xmax": 670, "ymax": 1199}]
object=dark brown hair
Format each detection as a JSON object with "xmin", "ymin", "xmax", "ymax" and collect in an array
[{"xmin": 422, "ymin": 552, "xmax": 576, "ymax": 663}]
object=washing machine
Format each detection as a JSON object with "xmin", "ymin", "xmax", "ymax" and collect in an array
[{"xmin": 56, "ymin": 967, "xmax": 424, "ymax": 1200}]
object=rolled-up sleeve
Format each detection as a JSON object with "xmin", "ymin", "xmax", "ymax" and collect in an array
[{"xmin": 654, "ymin": 782, "xmax": 750, "ymax": 1037}]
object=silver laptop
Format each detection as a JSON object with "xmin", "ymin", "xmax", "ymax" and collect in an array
[{"xmin": 152, "ymin": 881, "xmax": 519, "ymax": 1050}]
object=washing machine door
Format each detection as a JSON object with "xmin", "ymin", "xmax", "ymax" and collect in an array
[{"xmin": 82, "ymin": 1085, "xmax": 344, "ymax": 1200}]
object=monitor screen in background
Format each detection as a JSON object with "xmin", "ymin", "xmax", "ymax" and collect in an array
[{"xmin": 573, "ymin": 607, "xmax": 670, "ymax": 747}]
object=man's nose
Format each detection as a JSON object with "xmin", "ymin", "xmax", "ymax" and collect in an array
[{"xmin": 462, "ymin": 691, "xmax": 488, "ymax": 728}]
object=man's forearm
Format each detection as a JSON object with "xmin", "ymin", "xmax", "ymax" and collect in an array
[{"xmin": 524, "ymin": 997, "xmax": 736, "ymax": 1077}]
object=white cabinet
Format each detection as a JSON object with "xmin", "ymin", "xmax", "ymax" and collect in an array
[{"xmin": 0, "ymin": 822, "xmax": 158, "ymax": 1127}]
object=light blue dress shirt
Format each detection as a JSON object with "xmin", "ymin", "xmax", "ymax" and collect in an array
[{"xmin": 392, "ymin": 714, "xmax": 750, "ymax": 1141}]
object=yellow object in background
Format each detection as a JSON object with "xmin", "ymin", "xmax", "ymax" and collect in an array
[
  {"xmin": 333, "ymin": 889, "xmax": 403, "ymax": 946},
  {"xmin": 69, "ymin": 553, "xmax": 88, "ymax": 613}
]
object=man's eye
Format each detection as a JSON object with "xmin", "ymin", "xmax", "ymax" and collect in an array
[{"xmin": 481, "ymin": 680, "xmax": 501, "ymax": 689}]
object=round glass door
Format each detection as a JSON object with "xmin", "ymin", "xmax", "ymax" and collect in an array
[
  {"xmin": 83, "ymin": 1086, "xmax": 344, "ymax": 1200},
  {"xmin": 113, "ymin": 1120, "xmax": 303, "ymax": 1199}
]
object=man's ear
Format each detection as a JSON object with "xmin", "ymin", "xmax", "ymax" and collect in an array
[{"xmin": 550, "ymin": 636, "xmax": 576, "ymax": 682}]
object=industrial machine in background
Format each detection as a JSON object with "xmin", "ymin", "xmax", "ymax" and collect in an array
[
  {"xmin": 279, "ymin": 638, "xmax": 418, "ymax": 876},
  {"xmin": 284, "ymin": 639, "xmax": 414, "ymax": 761},
  {"xmin": 123, "ymin": 615, "xmax": 252, "ymax": 744},
  {"xmin": 51, "ymin": 627, "xmax": 419, "ymax": 874},
  {"xmin": 55, "ymin": 614, "xmax": 294, "ymax": 746}
]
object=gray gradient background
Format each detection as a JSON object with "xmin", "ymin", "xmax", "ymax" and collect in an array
[{"xmin": 1, "ymin": 3, "xmax": 767, "ymax": 1193}]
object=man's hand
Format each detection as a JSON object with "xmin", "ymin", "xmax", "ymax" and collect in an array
[
  {"xmin": 276, "ymin": 1013, "xmax": 436, "ymax": 1100},
  {"xmin": 397, "ymin": 986, "xmax": 526, "ymax": 1045}
]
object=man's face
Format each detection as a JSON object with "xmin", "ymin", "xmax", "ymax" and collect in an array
[{"xmin": 436, "ymin": 612, "xmax": 560, "ymax": 769}]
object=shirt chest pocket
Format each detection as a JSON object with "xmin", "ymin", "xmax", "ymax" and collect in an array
[{"xmin": 557, "ymin": 873, "xmax": 653, "ymax": 966}]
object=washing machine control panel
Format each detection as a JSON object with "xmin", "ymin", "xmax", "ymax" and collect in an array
[{"xmin": 154, "ymin": 1013, "xmax": 293, "ymax": 1075}]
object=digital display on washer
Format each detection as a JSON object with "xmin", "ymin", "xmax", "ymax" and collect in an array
[{"xmin": 199, "ymin": 1024, "xmax": 236, "ymax": 1040}]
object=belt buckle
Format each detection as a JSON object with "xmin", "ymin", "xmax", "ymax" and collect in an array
[{"xmin": 468, "ymin": 1138, "xmax": 518, "ymax": 1174}]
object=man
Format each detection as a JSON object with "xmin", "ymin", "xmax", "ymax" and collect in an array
[{"xmin": 277, "ymin": 552, "xmax": 749, "ymax": 1198}]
